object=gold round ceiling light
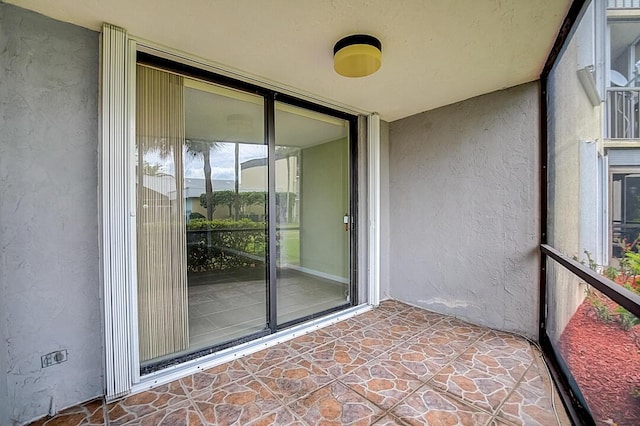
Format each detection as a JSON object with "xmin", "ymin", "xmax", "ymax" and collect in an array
[{"xmin": 333, "ymin": 34, "xmax": 382, "ymax": 78}]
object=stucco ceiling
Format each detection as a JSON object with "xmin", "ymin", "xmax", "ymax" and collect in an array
[{"xmin": 8, "ymin": 0, "xmax": 572, "ymax": 121}]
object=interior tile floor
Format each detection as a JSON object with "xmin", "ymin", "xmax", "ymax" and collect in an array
[
  {"xmin": 186, "ymin": 268, "xmax": 349, "ymax": 351},
  {"xmin": 28, "ymin": 300, "xmax": 570, "ymax": 426}
]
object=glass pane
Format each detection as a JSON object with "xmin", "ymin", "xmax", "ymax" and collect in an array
[
  {"xmin": 275, "ymin": 102, "xmax": 351, "ymax": 324},
  {"xmin": 184, "ymin": 79, "xmax": 267, "ymax": 353},
  {"xmin": 137, "ymin": 66, "xmax": 267, "ymax": 366}
]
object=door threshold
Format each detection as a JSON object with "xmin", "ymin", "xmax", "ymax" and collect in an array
[{"xmin": 126, "ymin": 303, "xmax": 373, "ymax": 399}]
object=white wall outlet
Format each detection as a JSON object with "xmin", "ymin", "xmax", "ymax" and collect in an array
[{"xmin": 41, "ymin": 350, "xmax": 68, "ymax": 368}]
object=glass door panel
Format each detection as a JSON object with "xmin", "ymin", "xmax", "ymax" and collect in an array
[
  {"xmin": 136, "ymin": 65, "xmax": 267, "ymax": 367},
  {"xmin": 274, "ymin": 102, "xmax": 351, "ymax": 325},
  {"xmin": 183, "ymin": 79, "xmax": 268, "ymax": 354}
]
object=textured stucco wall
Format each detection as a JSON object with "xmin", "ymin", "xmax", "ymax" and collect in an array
[
  {"xmin": 389, "ymin": 82, "xmax": 540, "ymax": 338},
  {"xmin": 0, "ymin": 4, "xmax": 102, "ymax": 424},
  {"xmin": 546, "ymin": 17, "xmax": 601, "ymax": 343},
  {"xmin": 0, "ymin": 239, "xmax": 7, "ymax": 426}
]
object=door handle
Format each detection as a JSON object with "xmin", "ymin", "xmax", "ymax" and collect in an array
[{"xmin": 343, "ymin": 214, "xmax": 349, "ymax": 231}]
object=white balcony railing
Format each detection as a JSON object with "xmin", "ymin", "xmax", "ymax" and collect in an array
[
  {"xmin": 606, "ymin": 87, "xmax": 640, "ymax": 139},
  {"xmin": 608, "ymin": 0, "xmax": 640, "ymax": 9}
]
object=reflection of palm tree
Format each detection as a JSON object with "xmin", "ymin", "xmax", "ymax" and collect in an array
[
  {"xmin": 142, "ymin": 161, "xmax": 162, "ymax": 176},
  {"xmin": 186, "ymin": 138, "xmax": 219, "ymax": 220}
]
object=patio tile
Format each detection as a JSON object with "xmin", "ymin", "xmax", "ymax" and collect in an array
[
  {"xmin": 394, "ymin": 306, "xmax": 445, "ymax": 328},
  {"xmin": 456, "ymin": 339, "xmax": 533, "ymax": 383},
  {"xmin": 432, "ymin": 316, "xmax": 488, "ymax": 337},
  {"xmin": 474, "ymin": 330, "xmax": 534, "ymax": 356},
  {"xmin": 351, "ymin": 308, "xmax": 400, "ymax": 327},
  {"xmin": 429, "ymin": 361, "xmax": 514, "ymax": 413},
  {"xmin": 246, "ymin": 406, "xmax": 304, "ymax": 425},
  {"xmin": 253, "ymin": 356, "xmax": 333, "ymax": 403},
  {"xmin": 301, "ymin": 338, "xmax": 378, "ymax": 378},
  {"xmin": 26, "ymin": 299, "xmax": 569, "ymax": 426},
  {"xmin": 180, "ymin": 360, "xmax": 250, "ymax": 395},
  {"xmin": 283, "ymin": 329, "xmax": 336, "ymax": 353},
  {"xmin": 240, "ymin": 344, "xmax": 302, "ymax": 373},
  {"xmin": 497, "ymin": 363, "xmax": 559, "ymax": 426},
  {"xmin": 107, "ymin": 381, "xmax": 188, "ymax": 425},
  {"xmin": 190, "ymin": 376, "xmax": 281, "ymax": 425},
  {"xmin": 397, "ymin": 332, "xmax": 463, "ymax": 363},
  {"xmin": 417, "ymin": 325, "xmax": 483, "ymax": 354},
  {"xmin": 340, "ymin": 328, "xmax": 402, "ymax": 356},
  {"xmin": 289, "ymin": 381, "xmax": 384, "ymax": 425},
  {"xmin": 372, "ymin": 414, "xmax": 410, "ymax": 425},
  {"xmin": 371, "ymin": 316, "xmax": 434, "ymax": 342},
  {"xmin": 28, "ymin": 398, "xmax": 105, "ymax": 426},
  {"xmin": 127, "ymin": 400, "xmax": 205, "ymax": 426},
  {"xmin": 321, "ymin": 317, "xmax": 366, "ymax": 338},
  {"xmin": 375, "ymin": 299, "xmax": 412, "ymax": 315},
  {"xmin": 488, "ymin": 417, "xmax": 518, "ymax": 426},
  {"xmin": 340, "ymin": 359, "xmax": 424, "ymax": 410},
  {"xmin": 391, "ymin": 385, "xmax": 493, "ymax": 426},
  {"xmin": 375, "ymin": 345, "xmax": 447, "ymax": 381}
]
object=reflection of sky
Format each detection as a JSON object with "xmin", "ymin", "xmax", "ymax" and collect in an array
[{"xmin": 143, "ymin": 142, "xmax": 267, "ymax": 180}]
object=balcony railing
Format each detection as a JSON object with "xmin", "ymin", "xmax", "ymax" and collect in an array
[
  {"xmin": 606, "ymin": 87, "xmax": 640, "ymax": 139},
  {"xmin": 608, "ymin": 0, "xmax": 640, "ymax": 9}
]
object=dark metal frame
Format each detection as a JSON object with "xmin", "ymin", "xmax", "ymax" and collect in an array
[
  {"xmin": 542, "ymin": 245, "xmax": 640, "ymax": 317},
  {"xmin": 540, "ymin": 0, "xmax": 640, "ymax": 424},
  {"xmin": 136, "ymin": 52, "xmax": 360, "ymax": 372},
  {"xmin": 539, "ymin": 0, "xmax": 591, "ymax": 423}
]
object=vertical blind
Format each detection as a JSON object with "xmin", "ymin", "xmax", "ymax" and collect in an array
[{"xmin": 136, "ymin": 65, "xmax": 189, "ymax": 361}]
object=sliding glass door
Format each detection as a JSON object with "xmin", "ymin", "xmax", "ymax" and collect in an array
[{"xmin": 135, "ymin": 59, "xmax": 356, "ymax": 371}]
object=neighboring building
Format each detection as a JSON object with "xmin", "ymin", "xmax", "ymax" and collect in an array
[{"xmin": 605, "ymin": 1, "xmax": 640, "ymax": 256}]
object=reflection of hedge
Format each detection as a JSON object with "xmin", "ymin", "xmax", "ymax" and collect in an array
[
  {"xmin": 197, "ymin": 191, "xmax": 296, "ymax": 219},
  {"xmin": 186, "ymin": 219, "xmax": 267, "ymax": 272}
]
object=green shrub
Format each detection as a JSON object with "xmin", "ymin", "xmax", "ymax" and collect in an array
[
  {"xmin": 605, "ymin": 266, "xmax": 619, "ymax": 281},
  {"xmin": 594, "ymin": 301, "xmax": 613, "ymax": 323},
  {"xmin": 587, "ymin": 293, "xmax": 613, "ymax": 323},
  {"xmin": 625, "ymin": 250, "xmax": 640, "ymax": 282},
  {"xmin": 616, "ymin": 306, "xmax": 640, "ymax": 330},
  {"xmin": 186, "ymin": 219, "xmax": 266, "ymax": 272}
]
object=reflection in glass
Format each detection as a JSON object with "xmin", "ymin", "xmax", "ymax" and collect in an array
[
  {"xmin": 136, "ymin": 67, "xmax": 267, "ymax": 366},
  {"xmin": 183, "ymin": 80, "xmax": 268, "ymax": 354},
  {"xmin": 275, "ymin": 102, "xmax": 351, "ymax": 324}
]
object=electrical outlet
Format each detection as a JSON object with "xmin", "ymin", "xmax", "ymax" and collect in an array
[{"xmin": 41, "ymin": 350, "xmax": 68, "ymax": 368}]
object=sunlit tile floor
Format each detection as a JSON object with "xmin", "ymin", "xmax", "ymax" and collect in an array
[
  {"xmin": 28, "ymin": 300, "xmax": 570, "ymax": 426},
  {"xmin": 187, "ymin": 269, "xmax": 348, "ymax": 350}
]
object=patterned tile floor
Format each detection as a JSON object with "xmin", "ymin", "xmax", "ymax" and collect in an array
[{"xmin": 28, "ymin": 300, "xmax": 569, "ymax": 425}]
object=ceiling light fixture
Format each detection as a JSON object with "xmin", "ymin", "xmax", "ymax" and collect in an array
[{"xmin": 333, "ymin": 34, "xmax": 382, "ymax": 78}]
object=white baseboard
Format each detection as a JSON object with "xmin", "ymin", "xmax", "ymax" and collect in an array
[{"xmin": 282, "ymin": 264, "xmax": 349, "ymax": 284}]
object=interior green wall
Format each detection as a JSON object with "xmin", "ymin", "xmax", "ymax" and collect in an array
[{"xmin": 299, "ymin": 137, "xmax": 349, "ymax": 279}]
